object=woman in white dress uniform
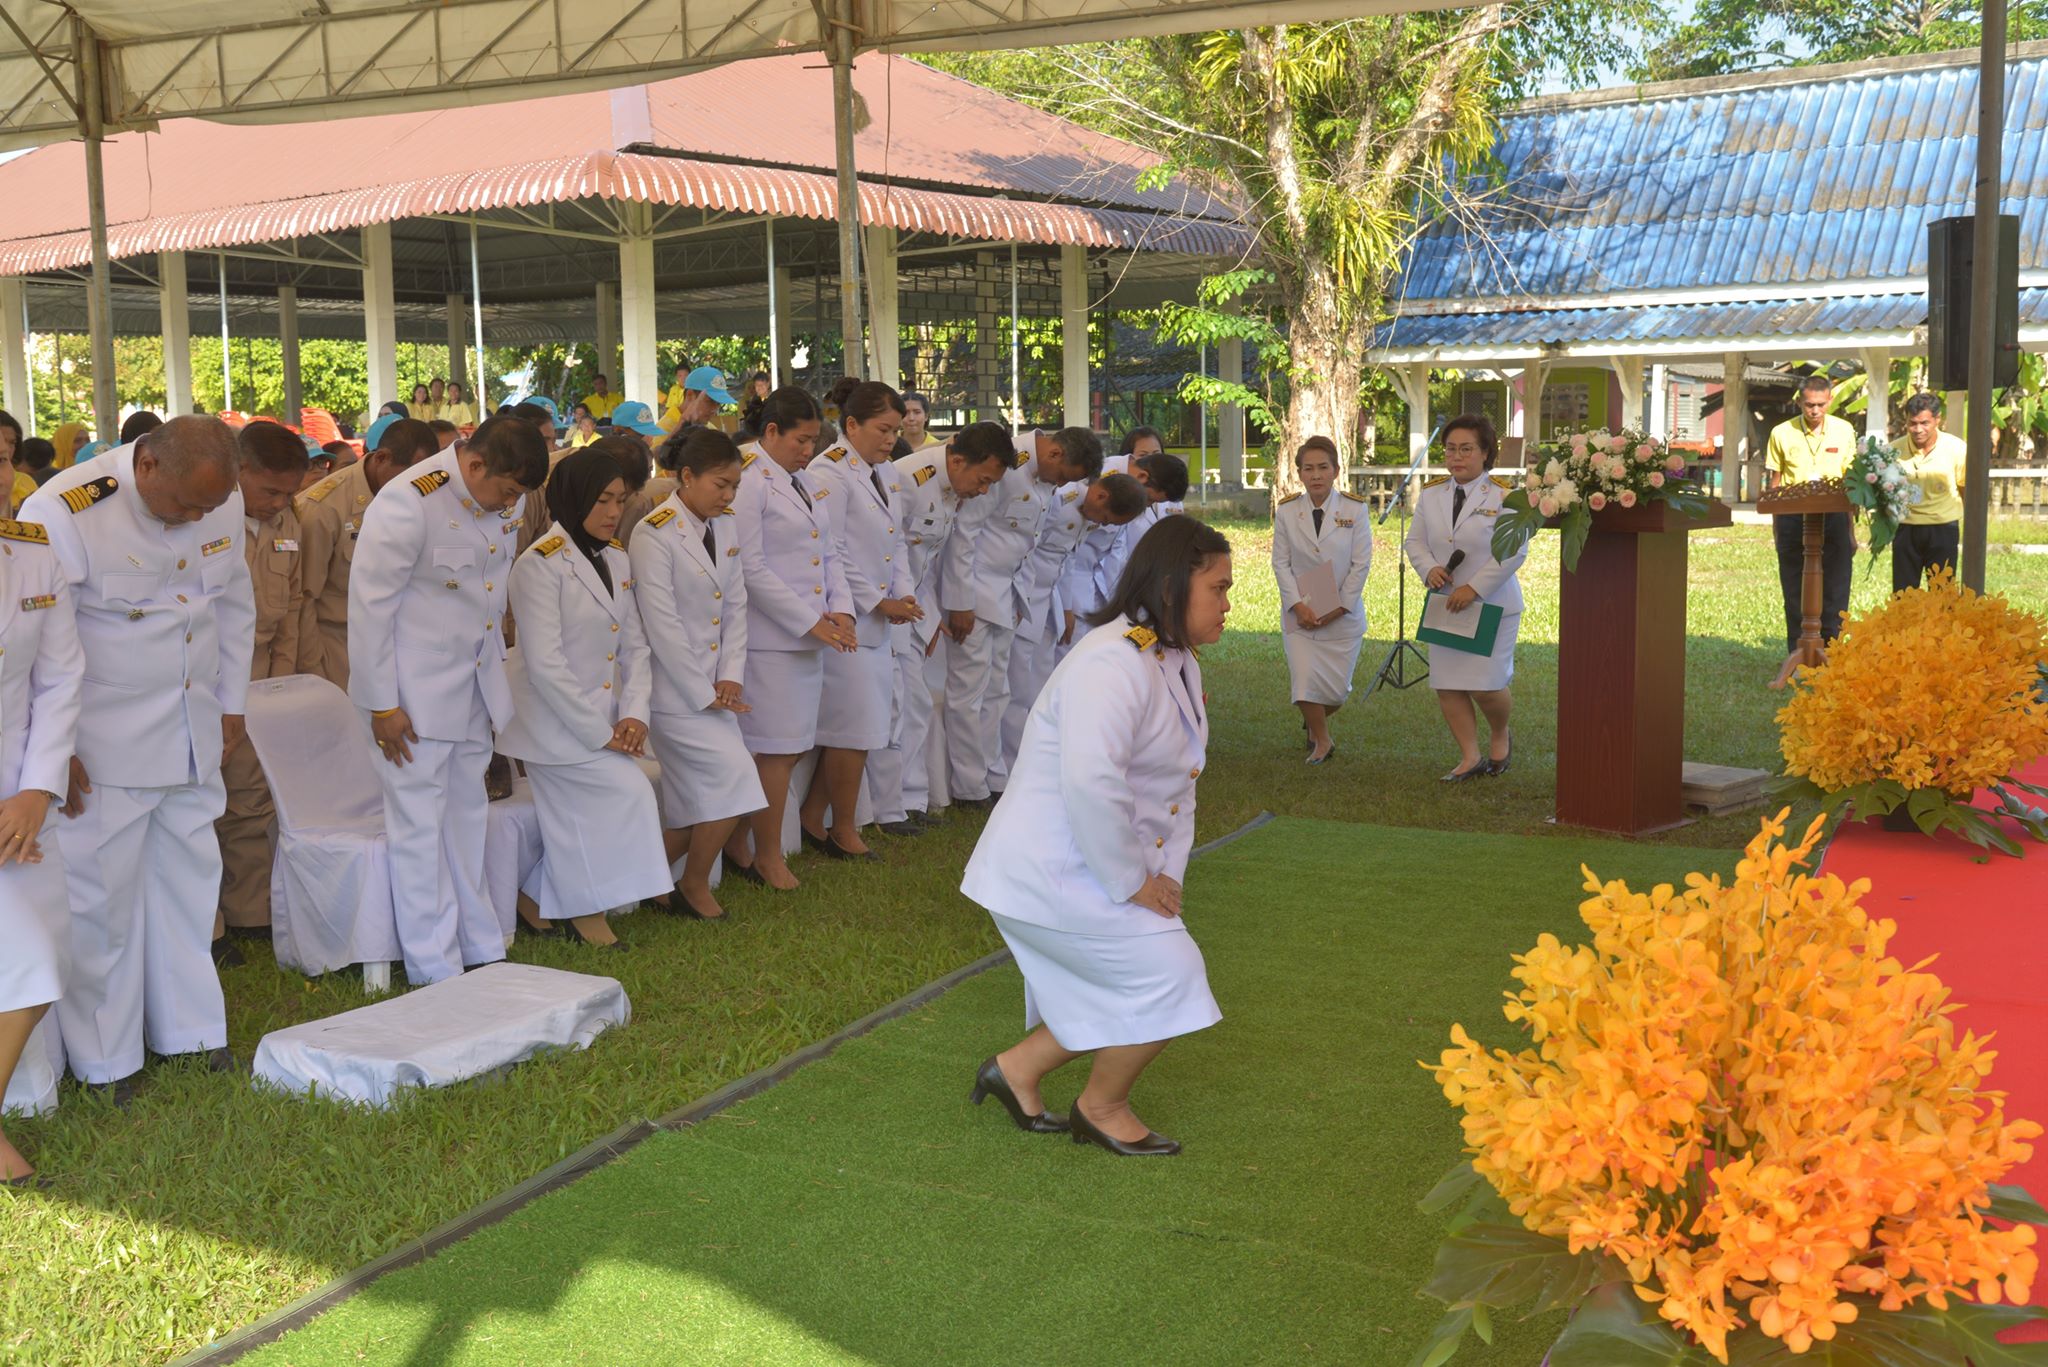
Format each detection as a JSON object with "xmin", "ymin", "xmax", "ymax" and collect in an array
[
  {"xmin": 1272, "ymin": 436, "xmax": 1373, "ymax": 765},
  {"xmin": 1403, "ymin": 414, "xmax": 1525, "ymax": 782},
  {"xmin": 0, "ymin": 515, "xmax": 83, "ymax": 1185},
  {"xmin": 725, "ymin": 387, "xmax": 857, "ymax": 891},
  {"xmin": 800, "ymin": 382, "xmax": 918, "ymax": 861},
  {"xmin": 961, "ymin": 516, "xmax": 1233, "ymax": 1158},
  {"xmin": 497, "ymin": 448, "xmax": 672, "ymax": 949},
  {"xmin": 628, "ymin": 428, "xmax": 766, "ymax": 922}
]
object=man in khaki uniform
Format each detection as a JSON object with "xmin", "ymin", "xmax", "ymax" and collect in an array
[
  {"xmin": 296, "ymin": 417, "xmax": 438, "ymax": 689},
  {"xmin": 213, "ymin": 423, "xmax": 311, "ymax": 960}
]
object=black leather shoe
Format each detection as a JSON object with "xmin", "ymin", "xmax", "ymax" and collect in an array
[
  {"xmin": 210, "ymin": 936, "xmax": 245, "ymax": 969},
  {"xmin": 84, "ymin": 1073, "xmax": 141, "ymax": 1108},
  {"xmin": 203, "ymin": 1047, "xmax": 244, "ymax": 1075},
  {"xmin": 1486, "ymin": 740, "xmax": 1513, "ymax": 777},
  {"xmin": 908, "ymin": 808, "xmax": 940, "ymax": 827},
  {"xmin": 1069, "ymin": 1106, "xmax": 1180, "ymax": 1156},
  {"xmin": 820, "ymin": 836, "xmax": 881, "ymax": 863},
  {"xmin": 800, "ymin": 827, "xmax": 829, "ymax": 853},
  {"xmin": 970, "ymin": 1057, "xmax": 1068, "ymax": 1134},
  {"xmin": 673, "ymin": 892, "xmax": 728, "ymax": 922},
  {"xmin": 1441, "ymin": 761, "xmax": 1488, "ymax": 783},
  {"xmin": 2, "ymin": 1170, "xmax": 52, "ymax": 1190},
  {"xmin": 951, "ymin": 795, "xmax": 995, "ymax": 812},
  {"xmin": 1306, "ymin": 741, "xmax": 1337, "ymax": 766},
  {"xmin": 876, "ymin": 819, "xmax": 924, "ymax": 837},
  {"xmin": 725, "ymin": 860, "xmax": 768, "ymax": 886}
]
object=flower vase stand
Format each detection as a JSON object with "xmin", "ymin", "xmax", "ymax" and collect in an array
[
  {"xmin": 1552, "ymin": 500, "xmax": 1734, "ymax": 835},
  {"xmin": 1760, "ymin": 488, "xmax": 1857, "ymax": 689}
]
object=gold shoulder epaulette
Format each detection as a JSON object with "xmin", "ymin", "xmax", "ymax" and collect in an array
[
  {"xmin": 911, "ymin": 465, "xmax": 936, "ymax": 487},
  {"xmin": 719, "ymin": 507, "xmax": 735, "ymax": 516},
  {"xmin": 609, "ymin": 538, "xmax": 624, "ymax": 550},
  {"xmin": 1062, "ymin": 488, "xmax": 1080, "ymax": 504},
  {"xmin": 0, "ymin": 519, "xmax": 47, "ymax": 544},
  {"xmin": 646, "ymin": 507, "xmax": 677, "ymax": 528},
  {"xmin": 741, "ymin": 450, "xmax": 759, "ymax": 469},
  {"xmin": 1340, "ymin": 489, "xmax": 1368, "ymax": 504},
  {"xmin": 824, "ymin": 448, "xmax": 846, "ymax": 463},
  {"xmin": 1013, "ymin": 450, "xmax": 1031, "ymax": 468},
  {"xmin": 1422, "ymin": 475, "xmax": 1449, "ymax": 489},
  {"xmin": 1277, "ymin": 492, "xmax": 1302, "ymax": 506},
  {"xmin": 300, "ymin": 470, "xmax": 346, "ymax": 504},
  {"xmin": 61, "ymin": 476, "xmax": 117, "ymax": 514},
  {"xmin": 411, "ymin": 470, "xmax": 450, "ymax": 496},
  {"xmin": 535, "ymin": 534, "xmax": 566, "ymax": 558},
  {"xmin": 1124, "ymin": 624, "xmax": 1158, "ymax": 652},
  {"xmin": 1490, "ymin": 474, "xmax": 1514, "ymax": 491}
]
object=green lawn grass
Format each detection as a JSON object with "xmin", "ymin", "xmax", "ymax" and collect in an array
[
  {"xmin": 235, "ymin": 817, "xmax": 1734, "ymax": 1367},
  {"xmin": 2, "ymin": 519, "xmax": 2043, "ymax": 1364}
]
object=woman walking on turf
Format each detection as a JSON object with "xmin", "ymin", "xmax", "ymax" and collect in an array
[
  {"xmin": 1404, "ymin": 414, "xmax": 1525, "ymax": 782},
  {"xmin": 1272, "ymin": 435, "xmax": 1372, "ymax": 765},
  {"xmin": 961, "ymin": 516, "xmax": 1232, "ymax": 1157}
]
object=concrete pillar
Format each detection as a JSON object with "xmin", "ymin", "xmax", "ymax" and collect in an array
[
  {"xmin": 1860, "ymin": 346, "xmax": 1892, "ymax": 443},
  {"xmin": 1520, "ymin": 360, "xmax": 1549, "ymax": 454},
  {"xmin": 278, "ymin": 285, "xmax": 301, "ymax": 425},
  {"xmin": 446, "ymin": 292, "xmax": 469, "ymax": 393},
  {"xmin": 1396, "ymin": 363, "xmax": 1432, "ymax": 469},
  {"xmin": 0, "ymin": 278, "xmax": 28, "ymax": 432},
  {"xmin": 1058, "ymin": 244, "xmax": 1090, "ymax": 430},
  {"xmin": 863, "ymin": 225, "xmax": 900, "ymax": 389},
  {"xmin": 1722, "ymin": 351, "xmax": 1749, "ymax": 503},
  {"xmin": 1218, "ymin": 335, "xmax": 1246, "ymax": 485},
  {"xmin": 593, "ymin": 281, "xmax": 618, "ymax": 389},
  {"xmin": 361, "ymin": 222, "xmax": 397, "ymax": 413},
  {"xmin": 974, "ymin": 250, "xmax": 1001, "ymax": 423},
  {"xmin": 1608, "ymin": 354, "xmax": 1643, "ymax": 432},
  {"xmin": 1648, "ymin": 362, "xmax": 1669, "ymax": 440},
  {"xmin": 159, "ymin": 252, "xmax": 193, "ymax": 420},
  {"xmin": 619, "ymin": 204, "xmax": 659, "ymax": 407},
  {"xmin": 771, "ymin": 264, "xmax": 795, "ymax": 385}
]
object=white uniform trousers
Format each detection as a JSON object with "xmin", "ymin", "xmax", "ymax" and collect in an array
[
  {"xmin": 867, "ymin": 624, "xmax": 932, "ymax": 823},
  {"xmin": 942, "ymin": 620, "xmax": 1015, "ymax": 800},
  {"xmin": 375, "ymin": 687, "xmax": 501, "ymax": 987},
  {"xmin": 54, "ymin": 771, "xmax": 229, "ymax": 1084},
  {"xmin": 999, "ymin": 623, "xmax": 1058, "ymax": 779},
  {"xmin": 524, "ymin": 752, "xmax": 672, "ymax": 920}
]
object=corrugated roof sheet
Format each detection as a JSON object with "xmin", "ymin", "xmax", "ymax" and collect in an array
[
  {"xmin": 1378, "ymin": 289, "xmax": 2048, "ymax": 351},
  {"xmin": 1399, "ymin": 49, "xmax": 2048, "ymax": 301}
]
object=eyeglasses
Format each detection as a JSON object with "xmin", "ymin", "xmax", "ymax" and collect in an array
[{"xmin": 1444, "ymin": 443, "xmax": 1484, "ymax": 455}]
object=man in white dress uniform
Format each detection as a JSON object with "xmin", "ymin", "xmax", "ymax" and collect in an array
[
  {"xmin": 348, "ymin": 416, "xmax": 548, "ymax": 985},
  {"xmin": 937, "ymin": 427, "xmax": 1102, "ymax": 805},
  {"xmin": 866, "ymin": 423, "xmax": 1014, "ymax": 835},
  {"xmin": 23, "ymin": 417, "xmax": 255, "ymax": 1092}
]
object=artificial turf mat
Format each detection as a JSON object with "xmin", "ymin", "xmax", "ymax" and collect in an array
[{"xmin": 232, "ymin": 815, "xmax": 1740, "ymax": 1367}]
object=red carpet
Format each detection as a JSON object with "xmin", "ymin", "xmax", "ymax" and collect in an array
[{"xmin": 1819, "ymin": 758, "xmax": 2048, "ymax": 1335}]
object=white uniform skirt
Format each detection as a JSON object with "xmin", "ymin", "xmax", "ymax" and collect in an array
[
  {"xmin": 1428, "ymin": 610, "xmax": 1521, "ymax": 692},
  {"xmin": 0, "ymin": 814, "xmax": 68, "ymax": 1012},
  {"xmin": 522, "ymin": 752, "xmax": 674, "ymax": 919},
  {"xmin": 1282, "ymin": 626, "xmax": 1366, "ymax": 706},
  {"xmin": 990, "ymin": 912, "xmax": 1222, "ymax": 1052},
  {"xmin": 652, "ymin": 706, "xmax": 768, "ymax": 827},
  {"xmin": 738, "ymin": 646, "xmax": 825, "ymax": 754},
  {"xmin": 814, "ymin": 640, "xmax": 892, "ymax": 750}
]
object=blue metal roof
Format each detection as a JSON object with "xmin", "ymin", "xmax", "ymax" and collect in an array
[
  {"xmin": 1396, "ymin": 50, "xmax": 2048, "ymax": 303},
  {"xmin": 1380, "ymin": 288, "xmax": 2048, "ymax": 351}
]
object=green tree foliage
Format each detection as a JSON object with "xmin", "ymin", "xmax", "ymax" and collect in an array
[{"xmin": 1638, "ymin": 0, "xmax": 2048, "ymax": 81}]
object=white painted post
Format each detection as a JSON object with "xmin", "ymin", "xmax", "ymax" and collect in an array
[
  {"xmin": 619, "ymin": 204, "xmax": 659, "ymax": 407},
  {"xmin": 1008, "ymin": 243, "xmax": 1021, "ymax": 430},
  {"xmin": 1059, "ymin": 244, "xmax": 1089, "ymax": 429},
  {"xmin": 157, "ymin": 252, "xmax": 193, "ymax": 419},
  {"xmin": 446, "ymin": 292, "xmax": 470, "ymax": 393},
  {"xmin": 278, "ymin": 284, "xmax": 301, "ymax": 424},
  {"xmin": 1522, "ymin": 359, "xmax": 1549, "ymax": 453},
  {"xmin": 0, "ymin": 278, "xmax": 27, "ymax": 431},
  {"xmin": 772, "ymin": 264, "xmax": 795, "ymax": 387},
  {"xmin": 1860, "ymin": 346, "xmax": 1893, "ymax": 443},
  {"xmin": 1402, "ymin": 362, "xmax": 1432, "ymax": 469},
  {"xmin": 1218, "ymin": 335, "xmax": 1246, "ymax": 485},
  {"xmin": 766, "ymin": 220, "xmax": 784, "ymax": 388},
  {"xmin": 217, "ymin": 253, "xmax": 233, "ymax": 413},
  {"xmin": 361, "ymin": 222, "xmax": 398, "ymax": 414},
  {"xmin": 863, "ymin": 225, "xmax": 900, "ymax": 389},
  {"xmin": 1608, "ymin": 355, "xmax": 1644, "ymax": 432},
  {"xmin": 469, "ymin": 221, "xmax": 487, "ymax": 409},
  {"xmin": 1649, "ymin": 362, "xmax": 1669, "ymax": 440},
  {"xmin": 593, "ymin": 282, "xmax": 618, "ymax": 390},
  {"xmin": 1722, "ymin": 351, "xmax": 1749, "ymax": 503}
]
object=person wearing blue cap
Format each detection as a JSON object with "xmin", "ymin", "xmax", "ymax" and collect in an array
[
  {"xmin": 661, "ymin": 365, "xmax": 734, "ymax": 435},
  {"xmin": 609, "ymin": 401, "xmax": 667, "ymax": 439}
]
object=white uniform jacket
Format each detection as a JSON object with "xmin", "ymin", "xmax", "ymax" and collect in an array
[
  {"xmin": 1403, "ymin": 474, "xmax": 1525, "ymax": 613},
  {"xmin": 1272, "ymin": 489, "xmax": 1373, "ymax": 641},
  {"xmin": 731, "ymin": 444, "xmax": 852, "ymax": 653},
  {"xmin": 1017, "ymin": 483, "xmax": 1094, "ymax": 644},
  {"xmin": 24, "ymin": 444, "xmax": 256, "ymax": 788},
  {"xmin": 628, "ymin": 495, "xmax": 748, "ymax": 715},
  {"xmin": 938, "ymin": 441, "xmax": 1057, "ymax": 628},
  {"xmin": 497, "ymin": 523, "xmax": 650, "ymax": 766},
  {"xmin": 0, "ymin": 522, "xmax": 84, "ymax": 799},
  {"xmin": 891, "ymin": 446, "xmax": 962, "ymax": 647},
  {"xmin": 345, "ymin": 444, "xmax": 522, "ymax": 740},
  {"xmin": 807, "ymin": 440, "xmax": 912, "ymax": 649},
  {"xmin": 959, "ymin": 614, "xmax": 1206, "ymax": 937}
]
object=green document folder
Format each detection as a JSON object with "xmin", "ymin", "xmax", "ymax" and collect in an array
[{"xmin": 1415, "ymin": 591, "xmax": 1503, "ymax": 656}]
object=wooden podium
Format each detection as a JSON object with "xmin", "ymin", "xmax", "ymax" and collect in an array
[
  {"xmin": 1554, "ymin": 499, "xmax": 1735, "ymax": 835},
  {"xmin": 1757, "ymin": 487, "xmax": 1856, "ymax": 686}
]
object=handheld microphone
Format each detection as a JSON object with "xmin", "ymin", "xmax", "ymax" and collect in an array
[{"xmin": 1444, "ymin": 550, "xmax": 1466, "ymax": 575}]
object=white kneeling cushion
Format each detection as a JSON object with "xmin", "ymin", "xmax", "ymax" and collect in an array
[{"xmin": 252, "ymin": 963, "xmax": 630, "ymax": 1107}]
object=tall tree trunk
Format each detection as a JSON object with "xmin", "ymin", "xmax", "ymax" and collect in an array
[{"xmin": 1271, "ymin": 264, "xmax": 1369, "ymax": 501}]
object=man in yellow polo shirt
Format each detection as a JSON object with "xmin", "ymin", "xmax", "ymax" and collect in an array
[
  {"xmin": 1766, "ymin": 373, "xmax": 1857, "ymax": 653},
  {"xmin": 1890, "ymin": 391, "xmax": 1965, "ymax": 593},
  {"xmin": 580, "ymin": 375, "xmax": 621, "ymax": 423}
]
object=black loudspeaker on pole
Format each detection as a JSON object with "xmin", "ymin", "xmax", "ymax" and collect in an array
[{"xmin": 1927, "ymin": 215, "xmax": 2020, "ymax": 392}]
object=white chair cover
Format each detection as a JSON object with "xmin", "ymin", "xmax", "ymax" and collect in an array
[{"xmin": 485, "ymin": 778, "xmax": 541, "ymax": 940}]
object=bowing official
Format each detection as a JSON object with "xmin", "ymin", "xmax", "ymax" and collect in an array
[
  {"xmin": 866, "ymin": 423, "xmax": 1014, "ymax": 836},
  {"xmin": 348, "ymin": 416, "xmax": 548, "ymax": 985},
  {"xmin": 0, "ymin": 512, "xmax": 83, "ymax": 1183},
  {"xmin": 801, "ymin": 382, "xmax": 916, "ymax": 861},
  {"xmin": 297, "ymin": 417, "xmax": 438, "ymax": 689},
  {"xmin": 214, "ymin": 422, "xmax": 311, "ymax": 956},
  {"xmin": 629, "ymin": 428, "xmax": 767, "ymax": 922},
  {"xmin": 962, "ymin": 516, "xmax": 1231, "ymax": 1157},
  {"xmin": 1272, "ymin": 436, "xmax": 1372, "ymax": 765},
  {"xmin": 1404, "ymin": 415, "xmax": 1525, "ymax": 782},
  {"xmin": 497, "ymin": 449, "xmax": 671, "ymax": 950},
  {"xmin": 724, "ymin": 387, "xmax": 856, "ymax": 891},
  {"xmin": 23, "ymin": 417, "xmax": 256, "ymax": 1094}
]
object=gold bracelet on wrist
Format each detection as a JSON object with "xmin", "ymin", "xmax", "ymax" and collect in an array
[{"xmin": 371, "ymin": 707, "xmax": 402, "ymax": 718}]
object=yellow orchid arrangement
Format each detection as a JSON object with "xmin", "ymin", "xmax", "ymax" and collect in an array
[
  {"xmin": 1412, "ymin": 811, "xmax": 2046, "ymax": 1366},
  {"xmin": 1778, "ymin": 570, "xmax": 2048, "ymax": 856}
]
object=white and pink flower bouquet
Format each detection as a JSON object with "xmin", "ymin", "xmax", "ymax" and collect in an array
[
  {"xmin": 1490, "ymin": 427, "xmax": 1713, "ymax": 571},
  {"xmin": 1842, "ymin": 434, "xmax": 1921, "ymax": 560}
]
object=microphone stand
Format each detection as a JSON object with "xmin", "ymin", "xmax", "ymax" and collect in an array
[{"xmin": 1362, "ymin": 423, "xmax": 1443, "ymax": 701}]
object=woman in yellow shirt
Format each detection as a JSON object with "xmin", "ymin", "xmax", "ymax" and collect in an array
[
  {"xmin": 407, "ymin": 383, "xmax": 436, "ymax": 423},
  {"xmin": 439, "ymin": 382, "xmax": 478, "ymax": 428},
  {"xmin": 48, "ymin": 421, "xmax": 90, "ymax": 470},
  {"xmin": 1891, "ymin": 392, "xmax": 1966, "ymax": 593}
]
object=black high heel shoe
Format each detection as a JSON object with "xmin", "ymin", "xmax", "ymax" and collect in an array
[
  {"xmin": 1441, "ymin": 760, "xmax": 1488, "ymax": 783},
  {"xmin": 724, "ymin": 859, "xmax": 768, "ymax": 887},
  {"xmin": 1487, "ymin": 739, "xmax": 1513, "ymax": 777},
  {"xmin": 819, "ymin": 835, "xmax": 881, "ymax": 863},
  {"xmin": 564, "ymin": 918, "xmax": 629, "ymax": 952},
  {"xmin": 969, "ymin": 1057, "xmax": 1068, "ymax": 1134},
  {"xmin": 1068, "ymin": 1106, "xmax": 1180, "ymax": 1157}
]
